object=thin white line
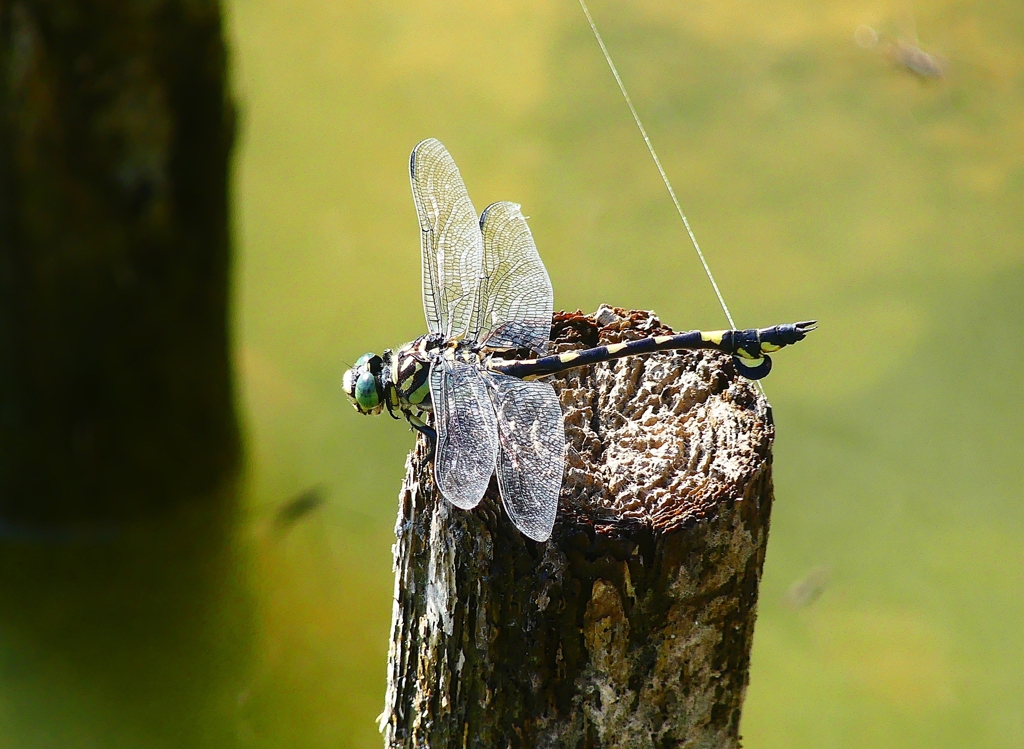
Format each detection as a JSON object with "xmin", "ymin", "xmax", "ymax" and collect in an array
[{"xmin": 577, "ymin": 0, "xmax": 737, "ymax": 332}]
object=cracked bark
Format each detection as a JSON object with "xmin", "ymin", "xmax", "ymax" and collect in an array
[{"xmin": 382, "ymin": 307, "xmax": 775, "ymax": 749}]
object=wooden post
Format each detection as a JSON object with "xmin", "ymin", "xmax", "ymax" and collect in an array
[
  {"xmin": 0, "ymin": 4, "xmax": 247, "ymax": 745},
  {"xmin": 381, "ymin": 307, "xmax": 775, "ymax": 748},
  {"xmin": 0, "ymin": 0, "xmax": 237, "ymax": 527}
]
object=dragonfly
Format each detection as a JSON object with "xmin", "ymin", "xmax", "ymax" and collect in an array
[{"xmin": 342, "ymin": 139, "xmax": 815, "ymax": 542}]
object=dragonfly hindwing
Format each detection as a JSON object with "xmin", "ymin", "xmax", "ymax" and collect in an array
[
  {"xmin": 474, "ymin": 201, "xmax": 554, "ymax": 354},
  {"xmin": 486, "ymin": 373, "xmax": 565, "ymax": 542}
]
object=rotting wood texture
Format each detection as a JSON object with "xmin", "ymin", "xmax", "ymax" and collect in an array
[{"xmin": 381, "ymin": 306, "xmax": 775, "ymax": 749}]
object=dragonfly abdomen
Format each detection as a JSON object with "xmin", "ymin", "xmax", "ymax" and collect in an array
[{"xmin": 488, "ymin": 321, "xmax": 816, "ymax": 381}]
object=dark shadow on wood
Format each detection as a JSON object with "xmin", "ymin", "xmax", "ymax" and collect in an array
[
  {"xmin": 0, "ymin": 3, "xmax": 252, "ymax": 746},
  {"xmin": 0, "ymin": 0, "xmax": 238, "ymax": 526}
]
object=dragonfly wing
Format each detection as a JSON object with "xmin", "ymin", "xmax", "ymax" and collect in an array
[
  {"xmin": 410, "ymin": 139, "xmax": 483, "ymax": 339},
  {"xmin": 486, "ymin": 373, "xmax": 565, "ymax": 542},
  {"xmin": 429, "ymin": 359, "xmax": 499, "ymax": 510},
  {"xmin": 474, "ymin": 201, "xmax": 553, "ymax": 354}
]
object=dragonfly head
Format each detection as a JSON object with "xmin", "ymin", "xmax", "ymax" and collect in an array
[{"xmin": 342, "ymin": 353, "xmax": 386, "ymax": 415}]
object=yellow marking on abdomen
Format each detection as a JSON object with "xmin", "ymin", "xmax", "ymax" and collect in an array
[
  {"xmin": 653, "ymin": 336, "xmax": 673, "ymax": 345},
  {"xmin": 761, "ymin": 342, "xmax": 781, "ymax": 352},
  {"xmin": 604, "ymin": 343, "xmax": 627, "ymax": 355},
  {"xmin": 701, "ymin": 330, "xmax": 726, "ymax": 345},
  {"xmin": 559, "ymin": 352, "xmax": 581, "ymax": 362}
]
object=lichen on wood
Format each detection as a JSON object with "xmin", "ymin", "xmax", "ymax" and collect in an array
[{"xmin": 381, "ymin": 306, "xmax": 776, "ymax": 749}]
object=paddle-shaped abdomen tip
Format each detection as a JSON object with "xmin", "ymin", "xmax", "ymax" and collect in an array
[{"xmin": 734, "ymin": 354, "xmax": 773, "ymax": 380}]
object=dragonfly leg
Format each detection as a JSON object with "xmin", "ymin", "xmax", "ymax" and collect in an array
[{"xmin": 412, "ymin": 422, "xmax": 438, "ymax": 462}]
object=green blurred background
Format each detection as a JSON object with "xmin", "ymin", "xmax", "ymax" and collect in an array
[{"xmin": 7, "ymin": 0, "xmax": 1021, "ymax": 746}]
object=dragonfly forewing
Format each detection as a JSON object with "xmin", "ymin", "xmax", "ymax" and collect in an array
[
  {"xmin": 410, "ymin": 138, "xmax": 484, "ymax": 340},
  {"xmin": 429, "ymin": 359, "xmax": 499, "ymax": 510},
  {"xmin": 473, "ymin": 201, "xmax": 554, "ymax": 354},
  {"xmin": 486, "ymin": 373, "xmax": 565, "ymax": 542}
]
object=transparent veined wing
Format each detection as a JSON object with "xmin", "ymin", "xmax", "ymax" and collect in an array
[
  {"xmin": 429, "ymin": 359, "xmax": 499, "ymax": 510},
  {"xmin": 473, "ymin": 202, "xmax": 554, "ymax": 354},
  {"xmin": 486, "ymin": 372, "xmax": 564, "ymax": 541},
  {"xmin": 410, "ymin": 139, "xmax": 483, "ymax": 340}
]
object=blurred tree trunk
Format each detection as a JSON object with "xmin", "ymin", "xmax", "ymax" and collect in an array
[
  {"xmin": 382, "ymin": 309, "xmax": 775, "ymax": 748},
  {"xmin": 0, "ymin": 0, "xmax": 238, "ymax": 527},
  {"xmin": 0, "ymin": 4, "xmax": 249, "ymax": 747}
]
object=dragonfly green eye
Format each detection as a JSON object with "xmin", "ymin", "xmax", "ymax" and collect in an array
[
  {"xmin": 355, "ymin": 371, "xmax": 380, "ymax": 410},
  {"xmin": 342, "ymin": 353, "xmax": 385, "ymax": 414}
]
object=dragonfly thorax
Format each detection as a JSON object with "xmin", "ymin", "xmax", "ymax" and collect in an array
[{"xmin": 386, "ymin": 337, "xmax": 439, "ymax": 418}]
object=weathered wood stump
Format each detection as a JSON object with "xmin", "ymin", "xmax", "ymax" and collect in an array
[{"xmin": 382, "ymin": 307, "xmax": 775, "ymax": 749}]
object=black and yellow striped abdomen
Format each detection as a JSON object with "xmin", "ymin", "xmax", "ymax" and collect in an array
[{"xmin": 487, "ymin": 321, "xmax": 816, "ymax": 381}]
